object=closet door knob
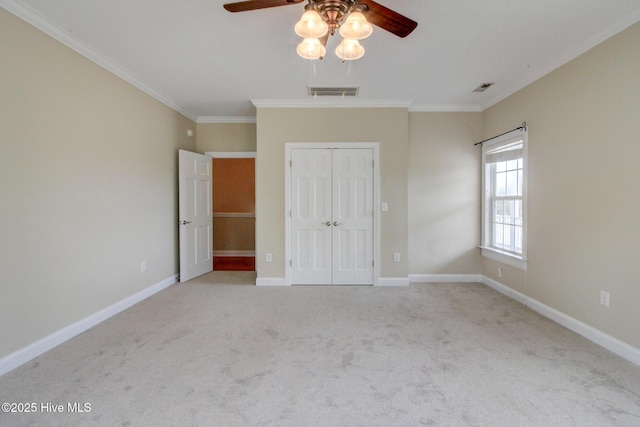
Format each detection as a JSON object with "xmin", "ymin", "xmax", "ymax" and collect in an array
[
  {"xmin": 323, "ymin": 221, "xmax": 331, "ymax": 226},
  {"xmin": 333, "ymin": 221, "xmax": 342, "ymax": 226}
]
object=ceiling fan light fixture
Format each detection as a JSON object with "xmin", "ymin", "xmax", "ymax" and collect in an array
[
  {"xmin": 295, "ymin": 10, "xmax": 329, "ymax": 38},
  {"xmin": 339, "ymin": 11, "xmax": 372, "ymax": 40},
  {"xmin": 297, "ymin": 37, "xmax": 326, "ymax": 60},
  {"xmin": 335, "ymin": 38, "xmax": 365, "ymax": 61}
]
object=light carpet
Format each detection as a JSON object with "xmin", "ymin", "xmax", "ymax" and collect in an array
[{"xmin": 1, "ymin": 273, "xmax": 639, "ymax": 426}]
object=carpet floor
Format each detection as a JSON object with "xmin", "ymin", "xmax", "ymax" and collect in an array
[{"xmin": 1, "ymin": 272, "xmax": 639, "ymax": 426}]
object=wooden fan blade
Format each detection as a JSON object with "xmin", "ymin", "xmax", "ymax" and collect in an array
[
  {"xmin": 361, "ymin": 0, "xmax": 417, "ymax": 38},
  {"xmin": 223, "ymin": 0, "xmax": 304, "ymax": 13}
]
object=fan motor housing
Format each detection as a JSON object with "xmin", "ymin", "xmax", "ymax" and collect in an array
[{"xmin": 309, "ymin": 0, "xmax": 359, "ymax": 34}]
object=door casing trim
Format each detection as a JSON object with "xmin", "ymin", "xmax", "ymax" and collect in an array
[{"xmin": 284, "ymin": 142, "xmax": 381, "ymax": 286}]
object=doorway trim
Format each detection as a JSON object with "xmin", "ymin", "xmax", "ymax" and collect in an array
[
  {"xmin": 284, "ymin": 142, "xmax": 381, "ymax": 286},
  {"xmin": 205, "ymin": 151, "xmax": 256, "ymax": 159},
  {"xmin": 205, "ymin": 151, "xmax": 257, "ymax": 269}
]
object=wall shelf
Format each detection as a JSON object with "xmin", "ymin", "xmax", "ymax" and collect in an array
[{"xmin": 213, "ymin": 212, "xmax": 255, "ymax": 218}]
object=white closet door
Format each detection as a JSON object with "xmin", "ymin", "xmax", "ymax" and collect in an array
[
  {"xmin": 332, "ymin": 149, "xmax": 374, "ymax": 285},
  {"xmin": 291, "ymin": 149, "xmax": 333, "ymax": 284},
  {"xmin": 290, "ymin": 148, "xmax": 373, "ymax": 285}
]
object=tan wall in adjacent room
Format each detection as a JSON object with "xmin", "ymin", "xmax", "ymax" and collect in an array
[
  {"xmin": 212, "ymin": 158, "xmax": 256, "ymax": 253},
  {"xmin": 213, "ymin": 217, "xmax": 256, "ymax": 252},
  {"xmin": 213, "ymin": 158, "xmax": 256, "ymax": 213}
]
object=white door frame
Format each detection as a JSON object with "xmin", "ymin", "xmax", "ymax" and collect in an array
[
  {"xmin": 285, "ymin": 142, "xmax": 380, "ymax": 286},
  {"xmin": 204, "ymin": 152, "xmax": 257, "ymax": 159},
  {"xmin": 205, "ymin": 151, "xmax": 257, "ymax": 260}
]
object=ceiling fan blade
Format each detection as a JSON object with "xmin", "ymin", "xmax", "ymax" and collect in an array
[
  {"xmin": 223, "ymin": 0, "xmax": 304, "ymax": 13},
  {"xmin": 361, "ymin": 0, "xmax": 417, "ymax": 38}
]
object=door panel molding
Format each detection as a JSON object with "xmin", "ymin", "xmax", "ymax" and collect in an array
[{"xmin": 285, "ymin": 143, "xmax": 380, "ymax": 286}]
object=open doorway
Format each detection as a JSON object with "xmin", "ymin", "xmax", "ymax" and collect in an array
[{"xmin": 208, "ymin": 152, "xmax": 256, "ymax": 271}]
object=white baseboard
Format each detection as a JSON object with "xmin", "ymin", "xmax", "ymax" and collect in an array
[
  {"xmin": 257, "ymin": 277, "xmax": 410, "ymax": 287},
  {"xmin": 256, "ymin": 277, "xmax": 287, "ymax": 286},
  {"xmin": 481, "ymin": 275, "xmax": 640, "ymax": 367},
  {"xmin": 0, "ymin": 275, "xmax": 178, "ymax": 377},
  {"xmin": 377, "ymin": 277, "xmax": 410, "ymax": 286},
  {"xmin": 409, "ymin": 274, "xmax": 483, "ymax": 283},
  {"xmin": 481, "ymin": 275, "xmax": 528, "ymax": 304}
]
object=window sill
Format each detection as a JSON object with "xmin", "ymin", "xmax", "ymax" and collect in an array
[{"xmin": 479, "ymin": 246, "xmax": 527, "ymax": 271}]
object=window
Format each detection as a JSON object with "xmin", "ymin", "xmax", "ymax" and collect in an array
[{"xmin": 481, "ymin": 130, "xmax": 527, "ymax": 270}]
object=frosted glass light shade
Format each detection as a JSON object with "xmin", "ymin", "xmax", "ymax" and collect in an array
[
  {"xmin": 297, "ymin": 38, "xmax": 326, "ymax": 60},
  {"xmin": 335, "ymin": 38, "xmax": 365, "ymax": 61},
  {"xmin": 339, "ymin": 12, "xmax": 372, "ymax": 40},
  {"xmin": 295, "ymin": 10, "xmax": 329, "ymax": 39}
]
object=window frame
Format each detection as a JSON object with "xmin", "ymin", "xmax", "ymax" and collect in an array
[{"xmin": 481, "ymin": 129, "xmax": 528, "ymax": 271}]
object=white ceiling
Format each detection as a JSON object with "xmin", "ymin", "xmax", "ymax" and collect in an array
[{"xmin": 4, "ymin": 0, "xmax": 640, "ymax": 121}]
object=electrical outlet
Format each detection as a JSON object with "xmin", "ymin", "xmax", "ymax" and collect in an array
[
  {"xmin": 381, "ymin": 202, "xmax": 388, "ymax": 212},
  {"xmin": 266, "ymin": 253, "xmax": 272, "ymax": 262},
  {"xmin": 393, "ymin": 252, "xmax": 401, "ymax": 262},
  {"xmin": 497, "ymin": 267, "xmax": 503, "ymax": 278},
  {"xmin": 600, "ymin": 291, "xmax": 610, "ymax": 307}
]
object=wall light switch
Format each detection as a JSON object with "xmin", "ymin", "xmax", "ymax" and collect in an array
[
  {"xmin": 600, "ymin": 291, "xmax": 610, "ymax": 307},
  {"xmin": 381, "ymin": 202, "xmax": 388, "ymax": 212}
]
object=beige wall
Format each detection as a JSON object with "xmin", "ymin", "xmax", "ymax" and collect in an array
[
  {"xmin": 482, "ymin": 22, "xmax": 640, "ymax": 348},
  {"xmin": 408, "ymin": 112, "xmax": 483, "ymax": 275},
  {"xmin": 0, "ymin": 9, "xmax": 195, "ymax": 358},
  {"xmin": 255, "ymin": 107, "xmax": 409, "ymax": 280},
  {"xmin": 196, "ymin": 122, "xmax": 256, "ymax": 153}
]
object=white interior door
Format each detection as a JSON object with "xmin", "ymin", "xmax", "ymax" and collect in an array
[
  {"xmin": 332, "ymin": 149, "xmax": 374, "ymax": 285},
  {"xmin": 178, "ymin": 150, "xmax": 213, "ymax": 282},
  {"xmin": 290, "ymin": 148, "xmax": 373, "ymax": 285}
]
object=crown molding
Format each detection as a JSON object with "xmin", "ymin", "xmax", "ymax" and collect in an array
[
  {"xmin": 481, "ymin": 6, "xmax": 640, "ymax": 111},
  {"xmin": 251, "ymin": 99, "xmax": 414, "ymax": 109},
  {"xmin": 198, "ymin": 103, "xmax": 484, "ymax": 121},
  {"xmin": 6, "ymin": 0, "xmax": 637, "ymax": 120},
  {"xmin": 1, "ymin": 0, "xmax": 198, "ymax": 122},
  {"xmin": 409, "ymin": 104, "xmax": 483, "ymax": 113},
  {"xmin": 252, "ymin": 99, "xmax": 484, "ymax": 113},
  {"xmin": 197, "ymin": 116, "xmax": 257, "ymax": 124}
]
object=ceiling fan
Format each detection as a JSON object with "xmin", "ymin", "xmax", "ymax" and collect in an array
[{"xmin": 223, "ymin": 0, "xmax": 418, "ymax": 60}]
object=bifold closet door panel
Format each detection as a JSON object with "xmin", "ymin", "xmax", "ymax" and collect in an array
[
  {"xmin": 332, "ymin": 149, "xmax": 374, "ymax": 285},
  {"xmin": 290, "ymin": 148, "xmax": 373, "ymax": 285},
  {"xmin": 290, "ymin": 149, "xmax": 333, "ymax": 285}
]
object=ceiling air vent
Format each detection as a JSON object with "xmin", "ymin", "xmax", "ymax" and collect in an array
[
  {"xmin": 308, "ymin": 86, "xmax": 359, "ymax": 97},
  {"xmin": 473, "ymin": 82, "xmax": 495, "ymax": 93}
]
